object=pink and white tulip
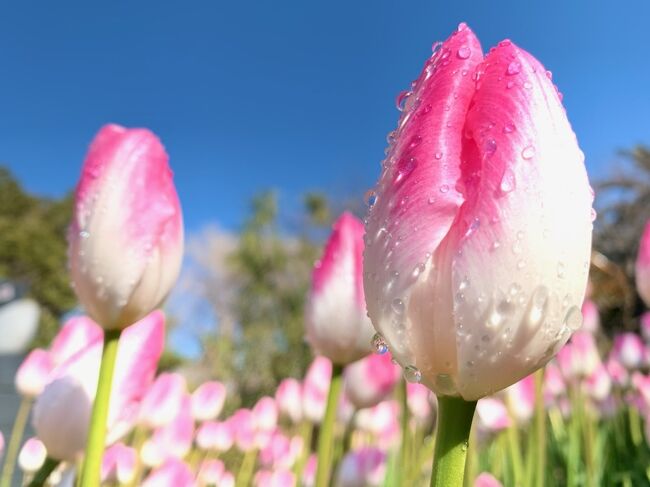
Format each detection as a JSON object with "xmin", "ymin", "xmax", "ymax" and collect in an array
[
  {"xmin": 336, "ymin": 448, "xmax": 386, "ymax": 487},
  {"xmin": 139, "ymin": 372, "xmax": 187, "ymax": 429},
  {"xmin": 344, "ymin": 352, "xmax": 401, "ymax": 409},
  {"xmin": 556, "ymin": 331, "xmax": 601, "ymax": 380},
  {"xmin": 196, "ymin": 420, "xmax": 234, "ymax": 452},
  {"xmin": 197, "ymin": 459, "xmax": 225, "ymax": 486},
  {"xmin": 142, "ymin": 458, "xmax": 194, "ymax": 487},
  {"xmin": 49, "ymin": 315, "xmax": 103, "ymax": 366},
  {"xmin": 254, "ymin": 469, "xmax": 296, "ymax": 487},
  {"xmin": 101, "ymin": 443, "xmax": 136, "ymax": 485},
  {"xmin": 306, "ymin": 213, "xmax": 374, "ymax": 365},
  {"xmin": 581, "ymin": 299, "xmax": 600, "ymax": 334},
  {"xmin": 407, "ymin": 382, "xmax": 435, "ymax": 424},
  {"xmin": 302, "ymin": 356, "xmax": 332, "ymax": 423},
  {"xmin": 32, "ymin": 311, "xmax": 165, "ymax": 461},
  {"xmin": 191, "ymin": 381, "xmax": 226, "ymax": 422},
  {"xmin": 504, "ymin": 374, "xmax": 535, "ymax": 424},
  {"xmin": 275, "ymin": 378, "xmax": 303, "ymax": 424},
  {"xmin": 612, "ymin": 333, "xmax": 645, "ymax": 370},
  {"xmin": 143, "ymin": 395, "xmax": 194, "ymax": 466},
  {"xmin": 15, "ymin": 349, "xmax": 53, "ymax": 397},
  {"xmin": 476, "ymin": 398, "xmax": 511, "ymax": 433},
  {"xmin": 636, "ymin": 220, "xmax": 650, "ymax": 307},
  {"xmin": 475, "ymin": 473, "xmax": 503, "ymax": 487},
  {"xmin": 18, "ymin": 437, "xmax": 47, "ymax": 473},
  {"xmin": 363, "ymin": 24, "xmax": 593, "ymax": 400},
  {"xmin": 69, "ymin": 124, "xmax": 183, "ymax": 330}
]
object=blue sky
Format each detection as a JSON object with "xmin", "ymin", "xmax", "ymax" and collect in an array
[{"xmin": 1, "ymin": 1, "xmax": 648, "ymax": 233}]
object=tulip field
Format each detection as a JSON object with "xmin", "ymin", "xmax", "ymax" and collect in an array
[{"xmin": 0, "ymin": 18, "xmax": 649, "ymax": 487}]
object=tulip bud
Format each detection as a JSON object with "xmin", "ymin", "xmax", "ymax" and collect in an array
[
  {"xmin": 32, "ymin": 311, "xmax": 164, "ymax": 461},
  {"xmin": 344, "ymin": 352, "xmax": 400, "ymax": 409},
  {"xmin": 302, "ymin": 356, "xmax": 331, "ymax": 423},
  {"xmin": 407, "ymin": 382, "xmax": 435, "ymax": 424},
  {"xmin": 306, "ymin": 213, "xmax": 374, "ymax": 365},
  {"xmin": 197, "ymin": 459, "xmax": 225, "ymax": 485},
  {"xmin": 336, "ymin": 448, "xmax": 386, "ymax": 487},
  {"xmin": 584, "ymin": 364, "xmax": 612, "ymax": 402},
  {"xmin": 18, "ymin": 438, "xmax": 47, "ymax": 473},
  {"xmin": 503, "ymin": 374, "xmax": 535, "ymax": 424},
  {"xmin": 139, "ymin": 372, "xmax": 187, "ymax": 429},
  {"xmin": 636, "ymin": 221, "xmax": 650, "ymax": 307},
  {"xmin": 475, "ymin": 473, "xmax": 504, "ymax": 487},
  {"xmin": 612, "ymin": 333, "xmax": 645, "ymax": 370},
  {"xmin": 556, "ymin": 331, "xmax": 601, "ymax": 380},
  {"xmin": 69, "ymin": 124, "xmax": 183, "ymax": 330},
  {"xmin": 275, "ymin": 378, "xmax": 303, "ymax": 424},
  {"xmin": 101, "ymin": 443, "xmax": 136, "ymax": 485},
  {"xmin": 15, "ymin": 349, "xmax": 53, "ymax": 397},
  {"xmin": 475, "ymin": 398, "xmax": 511, "ymax": 433},
  {"xmin": 50, "ymin": 315, "xmax": 103, "ymax": 366},
  {"xmin": 142, "ymin": 458, "xmax": 194, "ymax": 487},
  {"xmin": 581, "ymin": 299, "xmax": 600, "ymax": 334},
  {"xmin": 363, "ymin": 26, "xmax": 593, "ymax": 400},
  {"xmin": 231, "ymin": 409, "xmax": 257, "ymax": 452},
  {"xmin": 196, "ymin": 420, "xmax": 234, "ymax": 452},
  {"xmin": 191, "ymin": 381, "xmax": 226, "ymax": 422}
]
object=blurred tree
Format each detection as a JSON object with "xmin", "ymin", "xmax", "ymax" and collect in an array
[
  {"xmin": 188, "ymin": 191, "xmax": 334, "ymax": 405},
  {"xmin": 0, "ymin": 167, "xmax": 76, "ymax": 347},
  {"xmin": 593, "ymin": 146, "xmax": 650, "ymax": 329}
]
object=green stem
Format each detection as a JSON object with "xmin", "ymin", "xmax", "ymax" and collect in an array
[
  {"xmin": 533, "ymin": 369, "xmax": 547, "ymax": 487},
  {"xmin": 79, "ymin": 329, "xmax": 121, "ymax": 487},
  {"xmin": 0, "ymin": 397, "xmax": 32, "ymax": 487},
  {"xmin": 293, "ymin": 420, "xmax": 313, "ymax": 482},
  {"xmin": 26, "ymin": 457, "xmax": 59, "ymax": 487},
  {"xmin": 235, "ymin": 448, "xmax": 257, "ymax": 487},
  {"xmin": 430, "ymin": 396, "xmax": 477, "ymax": 487},
  {"xmin": 396, "ymin": 379, "xmax": 410, "ymax": 486},
  {"xmin": 505, "ymin": 418, "xmax": 524, "ymax": 485},
  {"xmin": 315, "ymin": 363, "xmax": 344, "ymax": 487}
]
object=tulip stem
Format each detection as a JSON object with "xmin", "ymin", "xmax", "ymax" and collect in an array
[
  {"xmin": 26, "ymin": 457, "xmax": 59, "ymax": 487},
  {"xmin": 430, "ymin": 396, "xmax": 476, "ymax": 487},
  {"xmin": 315, "ymin": 363, "xmax": 344, "ymax": 487},
  {"xmin": 79, "ymin": 329, "xmax": 121, "ymax": 487},
  {"xmin": 0, "ymin": 397, "xmax": 32, "ymax": 487}
]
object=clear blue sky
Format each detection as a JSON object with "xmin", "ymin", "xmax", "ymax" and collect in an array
[{"xmin": 1, "ymin": 1, "xmax": 648, "ymax": 233}]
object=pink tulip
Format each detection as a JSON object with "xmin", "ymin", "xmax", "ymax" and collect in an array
[
  {"xmin": 302, "ymin": 455, "xmax": 317, "ymax": 487},
  {"xmin": 504, "ymin": 374, "xmax": 535, "ymax": 424},
  {"xmin": 69, "ymin": 124, "xmax": 183, "ymax": 330},
  {"xmin": 191, "ymin": 381, "xmax": 227, "ymax": 422},
  {"xmin": 144, "ymin": 395, "xmax": 194, "ymax": 465},
  {"xmin": 275, "ymin": 378, "xmax": 303, "ymax": 424},
  {"xmin": 197, "ymin": 459, "xmax": 225, "ymax": 485},
  {"xmin": 632, "ymin": 373, "xmax": 650, "ymax": 410},
  {"xmin": 32, "ymin": 311, "xmax": 164, "ymax": 461},
  {"xmin": 336, "ymin": 448, "xmax": 386, "ymax": 487},
  {"xmin": 407, "ymin": 382, "xmax": 435, "ymax": 423},
  {"xmin": 475, "ymin": 472, "xmax": 504, "ymax": 487},
  {"xmin": 585, "ymin": 364, "xmax": 612, "ymax": 402},
  {"xmin": 363, "ymin": 24, "xmax": 593, "ymax": 400},
  {"xmin": 142, "ymin": 458, "xmax": 194, "ymax": 487},
  {"xmin": 253, "ymin": 396, "xmax": 279, "ymax": 432},
  {"xmin": 344, "ymin": 352, "xmax": 401, "ymax": 409},
  {"xmin": 139, "ymin": 372, "xmax": 187, "ymax": 429},
  {"xmin": 15, "ymin": 349, "xmax": 53, "ymax": 397},
  {"xmin": 581, "ymin": 299, "xmax": 600, "ymax": 334},
  {"xmin": 18, "ymin": 437, "xmax": 46, "ymax": 473},
  {"xmin": 556, "ymin": 331, "xmax": 601, "ymax": 380},
  {"xmin": 101, "ymin": 443, "xmax": 136, "ymax": 484},
  {"xmin": 196, "ymin": 420, "xmax": 234, "ymax": 452},
  {"xmin": 476, "ymin": 398, "xmax": 511, "ymax": 433},
  {"xmin": 306, "ymin": 213, "xmax": 374, "ymax": 365},
  {"xmin": 302, "ymin": 356, "xmax": 332, "ymax": 423},
  {"xmin": 220, "ymin": 471, "xmax": 235, "ymax": 487},
  {"xmin": 259, "ymin": 431, "xmax": 302, "ymax": 470},
  {"xmin": 49, "ymin": 315, "xmax": 103, "ymax": 366},
  {"xmin": 636, "ymin": 220, "xmax": 650, "ymax": 307},
  {"xmin": 254, "ymin": 469, "xmax": 296, "ymax": 487},
  {"xmin": 612, "ymin": 333, "xmax": 645, "ymax": 370},
  {"xmin": 606, "ymin": 356, "xmax": 630, "ymax": 388},
  {"xmin": 641, "ymin": 312, "xmax": 650, "ymax": 343},
  {"xmin": 355, "ymin": 401, "xmax": 400, "ymax": 448},
  {"xmin": 543, "ymin": 362, "xmax": 566, "ymax": 401},
  {"xmin": 231, "ymin": 408, "xmax": 257, "ymax": 452}
]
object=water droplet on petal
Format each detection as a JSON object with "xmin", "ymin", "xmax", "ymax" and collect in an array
[
  {"xmin": 372, "ymin": 333, "xmax": 388, "ymax": 354},
  {"xmin": 391, "ymin": 298, "xmax": 405, "ymax": 315},
  {"xmin": 395, "ymin": 157, "xmax": 418, "ymax": 183},
  {"xmin": 564, "ymin": 306, "xmax": 583, "ymax": 331},
  {"xmin": 522, "ymin": 146, "xmax": 535, "ymax": 160},
  {"xmin": 395, "ymin": 90, "xmax": 410, "ymax": 112},
  {"xmin": 79, "ymin": 230, "xmax": 90, "ymax": 239},
  {"xmin": 431, "ymin": 41, "xmax": 443, "ymax": 54},
  {"xmin": 484, "ymin": 139, "xmax": 497, "ymax": 157},
  {"xmin": 364, "ymin": 190, "xmax": 378, "ymax": 208},
  {"xmin": 439, "ymin": 184, "xmax": 449, "ymax": 193},
  {"xmin": 500, "ymin": 169, "xmax": 516, "ymax": 194},
  {"xmin": 503, "ymin": 123, "xmax": 515, "ymax": 133},
  {"xmin": 457, "ymin": 46, "xmax": 471, "ymax": 59},
  {"xmin": 409, "ymin": 135, "xmax": 422, "ymax": 149},
  {"xmin": 403, "ymin": 365, "xmax": 422, "ymax": 383},
  {"xmin": 507, "ymin": 61, "xmax": 521, "ymax": 75},
  {"xmin": 457, "ymin": 22, "xmax": 468, "ymax": 31}
]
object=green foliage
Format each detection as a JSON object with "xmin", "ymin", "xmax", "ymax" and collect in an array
[{"xmin": 0, "ymin": 167, "xmax": 76, "ymax": 346}]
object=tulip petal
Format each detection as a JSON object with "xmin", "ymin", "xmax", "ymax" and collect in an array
[
  {"xmin": 449, "ymin": 42, "xmax": 593, "ymax": 399},
  {"xmin": 364, "ymin": 25, "xmax": 483, "ymax": 375}
]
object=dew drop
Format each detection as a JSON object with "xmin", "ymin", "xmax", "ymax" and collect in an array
[
  {"xmin": 391, "ymin": 298, "xmax": 405, "ymax": 315},
  {"xmin": 439, "ymin": 184, "xmax": 450, "ymax": 193},
  {"xmin": 412, "ymin": 263, "xmax": 426, "ymax": 279},
  {"xmin": 409, "ymin": 135, "xmax": 422, "ymax": 149},
  {"xmin": 521, "ymin": 146, "xmax": 536, "ymax": 160},
  {"xmin": 503, "ymin": 123, "xmax": 515, "ymax": 133},
  {"xmin": 590, "ymin": 208, "xmax": 597, "ymax": 222},
  {"xmin": 564, "ymin": 306, "xmax": 583, "ymax": 331},
  {"xmin": 428, "ymin": 196, "xmax": 436, "ymax": 204},
  {"xmin": 431, "ymin": 41, "xmax": 443, "ymax": 54},
  {"xmin": 79, "ymin": 230, "xmax": 90, "ymax": 239},
  {"xmin": 371, "ymin": 333, "xmax": 389, "ymax": 355},
  {"xmin": 457, "ymin": 46, "xmax": 471, "ymax": 59},
  {"xmin": 484, "ymin": 139, "xmax": 497, "ymax": 157},
  {"xmin": 395, "ymin": 90, "xmax": 410, "ymax": 112},
  {"xmin": 457, "ymin": 22, "xmax": 468, "ymax": 31},
  {"xmin": 507, "ymin": 61, "xmax": 521, "ymax": 75},
  {"xmin": 403, "ymin": 365, "xmax": 422, "ymax": 383},
  {"xmin": 434, "ymin": 152, "xmax": 443, "ymax": 160},
  {"xmin": 499, "ymin": 169, "xmax": 516, "ymax": 194},
  {"xmin": 395, "ymin": 157, "xmax": 418, "ymax": 183},
  {"xmin": 364, "ymin": 190, "xmax": 378, "ymax": 208}
]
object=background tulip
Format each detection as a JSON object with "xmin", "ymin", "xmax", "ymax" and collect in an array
[
  {"xmin": 275, "ymin": 378, "xmax": 303, "ymax": 424},
  {"xmin": 139, "ymin": 373, "xmax": 188, "ymax": 429},
  {"xmin": 191, "ymin": 381, "xmax": 227, "ymax": 422},
  {"xmin": 49, "ymin": 316, "xmax": 103, "ymax": 366},
  {"xmin": 14, "ymin": 349, "xmax": 53, "ymax": 398},
  {"xmin": 17, "ymin": 438, "xmax": 46, "ymax": 474},
  {"xmin": 344, "ymin": 352, "xmax": 401, "ymax": 410},
  {"xmin": 305, "ymin": 212, "xmax": 374, "ymax": 365},
  {"xmin": 636, "ymin": 220, "xmax": 650, "ymax": 306},
  {"xmin": 101, "ymin": 443, "xmax": 136, "ymax": 485},
  {"xmin": 69, "ymin": 124, "xmax": 183, "ymax": 331}
]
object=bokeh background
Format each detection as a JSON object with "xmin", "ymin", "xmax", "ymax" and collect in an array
[{"xmin": 0, "ymin": 0, "xmax": 649, "ymax": 406}]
